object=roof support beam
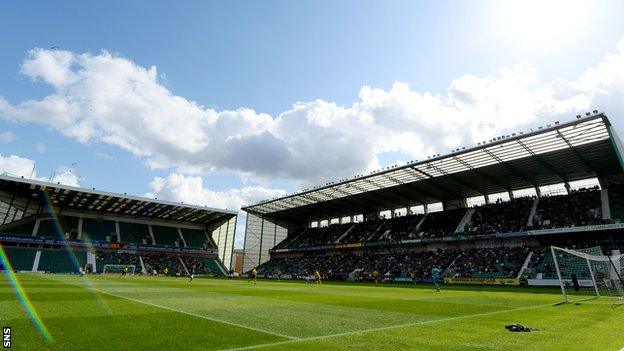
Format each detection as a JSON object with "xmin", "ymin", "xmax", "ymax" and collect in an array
[
  {"xmin": 381, "ymin": 173, "xmax": 404, "ymax": 185},
  {"xmin": 114, "ymin": 199, "xmax": 136, "ymax": 214},
  {"xmin": 422, "ymin": 163, "xmax": 489, "ymax": 196},
  {"xmin": 482, "ymin": 148, "xmax": 538, "ymax": 187},
  {"xmin": 397, "ymin": 183, "xmax": 435, "ymax": 205},
  {"xmin": 409, "ymin": 166, "xmax": 459, "ymax": 199},
  {"xmin": 298, "ymin": 193, "xmax": 354, "ymax": 219},
  {"xmin": 67, "ymin": 191, "xmax": 83, "ymax": 207},
  {"xmin": 452, "ymin": 155, "xmax": 511, "ymax": 192},
  {"xmin": 329, "ymin": 189, "xmax": 384, "ymax": 211},
  {"xmin": 516, "ymin": 139, "xmax": 568, "ymax": 183},
  {"xmin": 358, "ymin": 178, "xmax": 411, "ymax": 207},
  {"xmin": 556, "ymin": 130, "xmax": 598, "ymax": 175}
]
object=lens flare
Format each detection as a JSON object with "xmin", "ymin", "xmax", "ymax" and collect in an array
[
  {"xmin": 0, "ymin": 243, "xmax": 53, "ymax": 343},
  {"xmin": 39, "ymin": 192, "xmax": 111, "ymax": 314}
]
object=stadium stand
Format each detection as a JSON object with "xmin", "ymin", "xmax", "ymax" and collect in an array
[
  {"xmin": 0, "ymin": 174, "xmax": 237, "ymax": 275},
  {"xmin": 244, "ymin": 113, "xmax": 624, "ymax": 286},
  {"xmin": 338, "ymin": 220, "xmax": 382, "ymax": 244},
  {"xmin": 34, "ymin": 219, "xmax": 56, "ymax": 237},
  {"xmin": 195, "ymin": 256, "xmax": 225, "ymax": 275},
  {"xmin": 151, "ymin": 225, "xmax": 182, "ymax": 246},
  {"xmin": 608, "ymin": 185, "xmax": 624, "ymax": 220},
  {"xmin": 181, "ymin": 228, "xmax": 211, "ymax": 248},
  {"xmin": 81, "ymin": 218, "xmax": 117, "ymax": 241},
  {"xmin": 2, "ymin": 219, "xmax": 37, "ymax": 236},
  {"xmin": 4, "ymin": 247, "xmax": 36, "ymax": 271},
  {"xmin": 532, "ymin": 187, "xmax": 606, "ymax": 229},
  {"xmin": 37, "ymin": 249, "xmax": 87, "ymax": 273},
  {"xmin": 417, "ymin": 208, "xmax": 466, "ymax": 240},
  {"xmin": 35, "ymin": 216, "xmax": 80, "ymax": 239},
  {"xmin": 447, "ymin": 246, "xmax": 530, "ymax": 279},
  {"xmin": 119, "ymin": 222, "xmax": 150, "ymax": 244},
  {"xmin": 3, "ymin": 113, "xmax": 623, "ymax": 287},
  {"xmin": 141, "ymin": 252, "xmax": 185, "ymax": 275},
  {"xmin": 467, "ymin": 197, "xmax": 534, "ymax": 235},
  {"xmin": 96, "ymin": 251, "xmax": 141, "ymax": 270},
  {"xmin": 376, "ymin": 213, "xmax": 424, "ymax": 242}
]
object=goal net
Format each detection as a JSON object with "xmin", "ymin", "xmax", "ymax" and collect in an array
[
  {"xmin": 102, "ymin": 264, "xmax": 136, "ymax": 275},
  {"xmin": 550, "ymin": 246, "xmax": 624, "ymax": 302}
]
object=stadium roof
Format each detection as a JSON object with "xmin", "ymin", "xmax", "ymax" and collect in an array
[
  {"xmin": 243, "ymin": 112, "xmax": 624, "ymax": 222},
  {"xmin": 0, "ymin": 175, "xmax": 237, "ymax": 224}
]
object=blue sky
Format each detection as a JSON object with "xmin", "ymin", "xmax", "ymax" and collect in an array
[{"xmin": 1, "ymin": 1, "xmax": 624, "ymax": 247}]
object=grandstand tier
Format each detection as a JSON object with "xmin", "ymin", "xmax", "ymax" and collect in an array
[
  {"xmin": 0, "ymin": 174, "xmax": 238, "ymax": 272},
  {"xmin": 242, "ymin": 112, "xmax": 624, "ymax": 286}
]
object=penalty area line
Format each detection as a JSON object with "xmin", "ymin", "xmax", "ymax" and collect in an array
[{"xmin": 219, "ymin": 302, "xmax": 556, "ymax": 351}]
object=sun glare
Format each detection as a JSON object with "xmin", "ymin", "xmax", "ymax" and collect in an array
[{"xmin": 496, "ymin": 0, "xmax": 592, "ymax": 46}]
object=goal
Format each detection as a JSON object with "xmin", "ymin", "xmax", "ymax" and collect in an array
[
  {"xmin": 550, "ymin": 246, "xmax": 624, "ymax": 302},
  {"xmin": 102, "ymin": 264, "xmax": 136, "ymax": 275}
]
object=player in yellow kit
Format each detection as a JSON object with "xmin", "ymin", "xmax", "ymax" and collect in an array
[
  {"xmin": 314, "ymin": 269, "xmax": 322, "ymax": 285},
  {"xmin": 372, "ymin": 268, "xmax": 380, "ymax": 285},
  {"xmin": 248, "ymin": 267, "xmax": 257, "ymax": 284}
]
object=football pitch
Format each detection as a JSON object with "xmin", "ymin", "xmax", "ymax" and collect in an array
[{"xmin": 1, "ymin": 274, "xmax": 623, "ymax": 351}]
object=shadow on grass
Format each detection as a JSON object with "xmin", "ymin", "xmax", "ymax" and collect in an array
[
  {"xmin": 553, "ymin": 296, "xmax": 608, "ymax": 306},
  {"xmin": 207, "ymin": 276, "xmax": 564, "ymax": 295}
]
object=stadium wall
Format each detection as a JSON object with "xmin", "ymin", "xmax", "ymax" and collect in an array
[
  {"xmin": 209, "ymin": 216, "xmax": 236, "ymax": 271},
  {"xmin": 242, "ymin": 213, "xmax": 288, "ymax": 273},
  {"xmin": 608, "ymin": 125, "xmax": 624, "ymax": 173}
]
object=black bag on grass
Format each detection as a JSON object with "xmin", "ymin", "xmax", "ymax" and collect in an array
[{"xmin": 505, "ymin": 324, "xmax": 535, "ymax": 332}]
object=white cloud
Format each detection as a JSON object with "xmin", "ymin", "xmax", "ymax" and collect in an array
[
  {"xmin": 145, "ymin": 173, "xmax": 286, "ymax": 211},
  {"xmin": 1, "ymin": 131, "xmax": 14, "ymax": 142},
  {"xmin": 1, "ymin": 40, "xmax": 624, "ymax": 188},
  {"xmin": 0, "ymin": 154, "xmax": 82, "ymax": 187},
  {"xmin": 145, "ymin": 173, "xmax": 286, "ymax": 248},
  {"xmin": 35, "ymin": 142, "xmax": 45, "ymax": 153},
  {"xmin": 50, "ymin": 166, "xmax": 82, "ymax": 187},
  {"xmin": 0, "ymin": 154, "xmax": 35, "ymax": 177}
]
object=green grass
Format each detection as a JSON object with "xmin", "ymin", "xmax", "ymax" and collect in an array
[{"xmin": 1, "ymin": 274, "xmax": 623, "ymax": 350}]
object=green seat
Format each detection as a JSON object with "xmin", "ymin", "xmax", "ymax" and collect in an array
[
  {"xmin": 119, "ymin": 222, "xmax": 150, "ymax": 244},
  {"xmin": 197, "ymin": 257, "xmax": 224, "ymax": 275},
  {"xmin": 152, "ymin": 225, "xmax": 180, "ymax": 246},
  {"xmin": 38, "ymin": 249, "xmax": 86, "ymax": 273},
  {"xmin": 5, "ymin": 247, "xmax": 36, "ymax": 271},
  {"xmin": 181, "ymin": 228, "xmax": 208, "ymax": 248},
  {"xmin": 82, "ymin": 218, "xmax": 117, "ymax": 241}
]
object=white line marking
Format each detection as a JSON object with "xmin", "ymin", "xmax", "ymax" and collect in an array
[
  {"xmin": 46, "ymin": 276, "xmax": 299, "ymax": 341},
  {"xmin": 219, "ymin": 302, "xmax": 556, "ymax": 351},
  {"xmin": 98, "ymin": 290, "xmax": 300, "ymax": 340}
]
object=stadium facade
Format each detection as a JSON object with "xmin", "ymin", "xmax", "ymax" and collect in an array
[
  {"xmin": 241, "ymin": 112, "xmax": 624, "ymax": 274},
  {"xmin": 0, "ymin": 175, "xmax": 237, "ymax": 272}
]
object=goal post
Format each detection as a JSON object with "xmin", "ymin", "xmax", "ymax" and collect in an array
[
  {"xmin": 102, "ymin": 264, "xmax": 136, "ymax": 275},
  {"xmin": 551, "ymin": 246, "xmax": 624, "ymax": 302}
]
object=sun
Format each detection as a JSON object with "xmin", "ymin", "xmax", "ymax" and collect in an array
[{"xmin": 495, "ymin": 0, "xmax": 592, "ymax": 46}]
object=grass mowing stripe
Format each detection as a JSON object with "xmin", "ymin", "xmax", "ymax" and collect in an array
[
  {"xmin": 95, "ymin": 290, "xmax": 301, "ymax": 340},
  {"xmin": 44, "ymin": 275, "xmax": 300, "ymax": 341},
  {"xmin": 219, "ymin": 301, "xmax": 557, "ymax": 351}
]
